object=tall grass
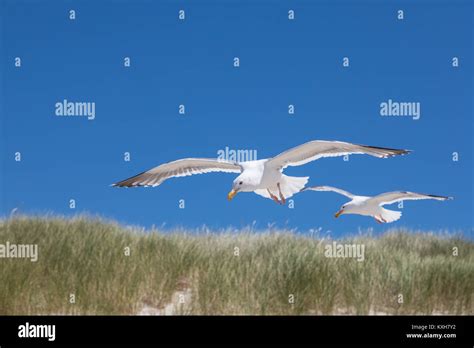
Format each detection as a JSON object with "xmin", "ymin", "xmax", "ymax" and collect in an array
[{"xmin": 0, "ymin": 215, "xmax": 472, "ymax": 315}]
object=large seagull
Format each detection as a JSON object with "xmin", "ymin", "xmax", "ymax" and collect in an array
[
  {"xmin": 112, "ymin": 140, "xmax": 410, "ymax": 204},
  {"xmin": 301, "ymin": 186, "xmax": 452, "ymax": 223}
]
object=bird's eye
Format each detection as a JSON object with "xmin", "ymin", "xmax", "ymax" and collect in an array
[{"xmin": 239, "ymin": 181, "xmax": 243, "ymax": 185}]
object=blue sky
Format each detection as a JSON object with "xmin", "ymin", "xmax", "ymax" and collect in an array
[{"xmin": 1, "ymin": 0, "xmax": 472, "ymax": 237}]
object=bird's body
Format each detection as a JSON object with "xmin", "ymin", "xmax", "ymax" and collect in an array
[
  {"xmin": 338, "ymin": 196, "xmax": 402, "ymax": 223},
  {"xmin": 235, "ymin": 160, "xmax": 309, "ymax": 202},
  {"xmin": 112, "ymin": 140, "xmax": 409, "ymax": 204},
  {"xmin": 301, "ymin": 186, "xmax": 452, "ymax": 223}
]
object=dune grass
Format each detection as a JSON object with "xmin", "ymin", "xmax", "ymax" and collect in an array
[{"xmin": 0, "ymin": 215, "xmax": 472, "ymax": 315}]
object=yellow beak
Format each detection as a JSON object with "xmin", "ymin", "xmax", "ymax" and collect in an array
[
  {"xmin": 227, "ymin": 189, "xmax": 238, "ymax": 201},
  {"xmin": 334, "ymin": 209, "xmax": 343, "ymax": 218}
]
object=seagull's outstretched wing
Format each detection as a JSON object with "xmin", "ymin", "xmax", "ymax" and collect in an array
[
  {"xmin": 301, "ymin": 185, "xmax": 355, "ymax": 199},
  {"xmin": 266, "ymin": 140, "xmax": 410, "ymax": 170},
  {"xmin": 112, "ymin": 158, "xmax": 242, "ymax": 187},
  {"xmin": 368, "ymin": 191, "xmax": 453, "ymax": 206}
]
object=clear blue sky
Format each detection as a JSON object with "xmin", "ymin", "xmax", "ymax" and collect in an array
[{"xmin": 1, "ymin": 0, "xmax": 472, "ymax": 238}]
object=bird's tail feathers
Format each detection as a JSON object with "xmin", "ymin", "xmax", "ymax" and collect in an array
[
  {"xmin": 279, "ymin": 175, "xmax": 309, "ymax": 199},
  {"xmin": 380, "ymin": 208, "xmax": 402, "ymax": 223}
]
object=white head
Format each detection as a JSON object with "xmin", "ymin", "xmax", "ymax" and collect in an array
[
  {"xmin": 334, "ymin": 202, "xmax": 356, "ymax": 218},
  {"xmin": 227, "ymin": 174, "xmax": 257, "ymax": 200}
]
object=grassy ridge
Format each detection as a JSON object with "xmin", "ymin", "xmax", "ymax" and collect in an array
[{"xmin": 0, "ymin": 216, "xmax": 472, "ymax": 315}]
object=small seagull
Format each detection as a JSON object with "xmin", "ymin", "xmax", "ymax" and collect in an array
[
  {"xmin": 301, "ymin": 186, "xmax": 453, "ymax": 223},
  {"xmin": 112, "ymin": 140, "xmax": 409, "ymax": 204}
]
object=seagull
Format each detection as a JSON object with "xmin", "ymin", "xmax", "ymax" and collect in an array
[
  {"xmin": 112, "ymin": 140, "xmax": 410, "ymax": 204},
  {"xmin": 301, "ymin": 186, "xmax": 452, "ymax": 223}
]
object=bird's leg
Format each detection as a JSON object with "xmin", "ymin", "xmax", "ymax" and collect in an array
[
  {"xmin": 374, "ymin": 216, "xmax": 384, "ymax": 224},
  {"xmin": 277, "ymin": 183, "xmax": 286, "ymax": 205},
  {"xmin": 267, "ymin": 189, "xmax": 281, "ymax": 205}
]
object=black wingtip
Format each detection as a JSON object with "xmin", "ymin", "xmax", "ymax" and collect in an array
[
  {"xmin": 111, "ymin": 180, "xmax": 133, "ymax": 188},
  {"xmin": 399, "ymin": 149, "xmax": 413, "ymax": 155},
  {"xmin": 387, "ymin": 148, "xmax": 412, "ymax": 156},
  {"xmin": 428, "ymin": 194, "xmax": 453, "ymax": 200},
  {"xmin": 110, "ymin": 183, "xmax": 128, "ymax": 187},
  {"xmin": 361, "ymin": 144, "xmax": 412, "ymax": 157}
]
